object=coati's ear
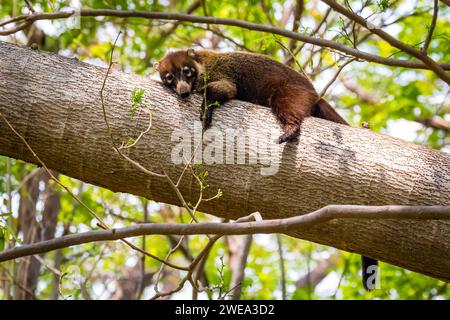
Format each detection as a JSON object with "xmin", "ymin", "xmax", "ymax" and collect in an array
[
  {"xmin": 187, "ymin": 48, "xmax": 197, "ymax": 59},
  {"xmin": 153, "ymin": 61, "xmax": 160, "ymax": 71}
]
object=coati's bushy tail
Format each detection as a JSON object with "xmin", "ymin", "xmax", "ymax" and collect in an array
[{"xmin": 312, "ymin": 98, "xmax": 348, "ymax": 125}]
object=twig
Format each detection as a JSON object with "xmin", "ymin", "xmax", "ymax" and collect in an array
[
  {"xmin": 421, "ymin": 0, "xmax": 439, "ymax": 54},
  {"xmin": 0, "ymin": 11, "xmax": 73, "ymax": 36},
  {"xmin": 333, "ymin": 254, "xmax": 352, "ymax": 298},
  {"xmin": 288, "ymin": 0, "xmax": 305, "ymax": 52},
  {"xmin": 285, "ymin": 7, "xmax": 332, "ymax": 66},
  {"xmin": 0, "ymin": 15, "xmax": 28, "ymax": 28},
  {"xmin": 319, "ymin": 57, "xmax": 357, "ymax": 98},
  {"xmin": 119, "ymin": 108, "xmax": 154, "ymax": 150},
  {"xmin": 151, "ymin": 234, "xmax": 221, "ymax": 300},
  {"xmin": 24, "ymin": 0, "xmax": 36, "ymax": 13}
]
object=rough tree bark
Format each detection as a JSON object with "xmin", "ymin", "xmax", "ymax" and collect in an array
[{"xmin": 0, "ymin": 41, "xmax": 449, "ymax": 281}]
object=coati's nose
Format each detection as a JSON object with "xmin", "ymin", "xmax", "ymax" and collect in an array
[
  {"xmin": 180, "ymin": 91, "xmax": 190, "ymax": 98},
  {"xmin": 176, "ymin": 81, "xmax": 191, "ymax": 99}
]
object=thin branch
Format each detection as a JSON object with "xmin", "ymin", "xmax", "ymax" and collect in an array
[
  {"xmin": 1, "ymin": 9, "xmax": 449, "ymax": 71},
  {"xmin": 151, "ymin": 234, "xmax": 221, "ymax": 300},
  {"xmin": 1, "ymin": 205, "xmax": 449, "ymax": 262},
  {"xmin": 288, "ymin": 0, "xmax": 304, "ymax": 52},
  {"xmin": 24, "ymin": 0, "xmax": 36, "ymax": 13},
  {"xmin": 0, "ymin": 15, "xmax": 28, "ymax": 28},
  {"xmin": 295, "ymin": 252, "xmax": 340, "ymax": 289},
  {"xmin": 284, "ymin": 7, "xmax": 332, "ymax": 65},
  {"xmin": 0, "ymin": 20, "xmax": 33, "ymax": 36},
  {"xmin": 160, "ymin": 0, "xmax": 202, "ymax": 37},
  {"xmin": 0, "ymin": 11, "xmax": 73, "ymax": 35},
  {"xmin": 191, "ymin": 25, "xmax": 256, "ymax": 52},
  {"xmin": 319, "ymin": 57, "xmax": 357, "ymax": 98},
  {"xmin": 415, "ymin": 116, "xmax": 450, "ymax": 132},
  {"xmin": 119, "ymin": 108, "xmax": 154, "ymax": 150},
  {"xmin": 421, "ymin": 0, "xmax": 439, "ymax": 54},
  {"xmin": 276, "ymin": 234, "xmax": 287, "ymax": 300},
  {"xmin": 320, "ymin": 0, "xmax": 450, "ymax": 85}
]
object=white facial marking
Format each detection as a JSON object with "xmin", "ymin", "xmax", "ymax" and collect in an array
[
  {"xmin": 165, "ymin": 73, "xmax": 174, "ymax": 84},
  {"xmin": 182, "ymin": 66, "xmax": 192, "ymax": 77}
]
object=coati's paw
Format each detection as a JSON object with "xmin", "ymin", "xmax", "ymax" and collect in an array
[
  {"xmin": 277, "ymin": 134, "xmax": 288, "ymax": 144},
  {"xmin": 277, "ymin": 124, "xmax": 300, "ymax": 144},
  {"xmin": 277, "ymin": 132, "xmax": 299, "ymax": 144}
]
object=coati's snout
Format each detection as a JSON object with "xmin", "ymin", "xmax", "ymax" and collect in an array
[
  {"xmin": 154, "ymin": 50, "xmax": 199, "ymax": 100},
  {"xmin": 176, "ymin": 80, "xmax": 192, "ymax": 98}
]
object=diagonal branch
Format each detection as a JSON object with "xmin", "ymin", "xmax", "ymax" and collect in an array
[
  {"xmin": 1, "ymin": 9, "xmax": 450, "ymax": 71},
  {"xmin": 421, "ymin": 0, "xmax": 439, "ymax": 54},
  {"xmin": 320, "ymin": 0, "xmax": 450, "ymax": 85}
]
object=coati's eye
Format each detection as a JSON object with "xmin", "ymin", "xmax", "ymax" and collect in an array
[
  {"xmin": 165, "ymin": 73, "xmax": 174, "ymax": 83},
  {"xmin": 182, "ymin": 66, "xmax": 193, "ymax": 77}
]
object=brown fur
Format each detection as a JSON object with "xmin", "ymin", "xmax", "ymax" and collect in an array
[{"xmin": 156, "ymin": 49, "xmax": 347, "ymax": 143}]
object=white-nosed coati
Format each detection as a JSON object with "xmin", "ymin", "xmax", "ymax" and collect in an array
[
  {"xmin": 155, "ymin": 49, "xmax": 347, "ymax": 143},
  {"xmin": 155, "ymin": 48, "xmax": 378, "ymax": 290}
]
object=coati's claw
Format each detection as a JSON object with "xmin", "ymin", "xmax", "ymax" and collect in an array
[
  {"xmin": 277, "ymin": 134, "xmax": 288, "ymax": 144},
  {"xmin": 277, "ymin": 124, "xmax": 300, "ymax": 144}
]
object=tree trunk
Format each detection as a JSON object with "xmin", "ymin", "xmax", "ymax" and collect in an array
[
  {"xmin": 0, "ymin": 41, "xmax": 449, "ymax": 281},
  {"xmin": 15, "ymin": 169, "xmax": 42, "ymax": 300}
]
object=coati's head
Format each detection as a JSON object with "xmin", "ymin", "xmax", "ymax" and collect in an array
[{"xmin": 154, "ymin": 49, "xmax": 199, "ymax": 99}]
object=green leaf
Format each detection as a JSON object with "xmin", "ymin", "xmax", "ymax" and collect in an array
[{"xmin": 130, "ymin": 88, "xmax": 146, "ymax": 118}]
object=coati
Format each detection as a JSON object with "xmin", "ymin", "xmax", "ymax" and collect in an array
[
  {"xmin": 155, "ymin": 49, "xmax": 347, "ymax": 143},
  {"xmin": 155, "ymin": 48, "xmax": 378, "ymax": 290}
]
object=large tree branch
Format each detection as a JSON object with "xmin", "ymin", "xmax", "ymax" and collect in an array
[{"xmin": 0, "ymin": 42, "xmax": 450, "ymax": 281}]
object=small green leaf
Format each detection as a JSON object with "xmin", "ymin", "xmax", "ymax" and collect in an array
[
  {"xmin": 130, "ymin": 88, "xmax": 146, "ymax": 118},
  {"xmin": 0, "ymin": 212, "xmax": 12, "ymax": 217},
  {"xmin": 126, "ymin": 137, "xmax": 135, "ymax": 147}
]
